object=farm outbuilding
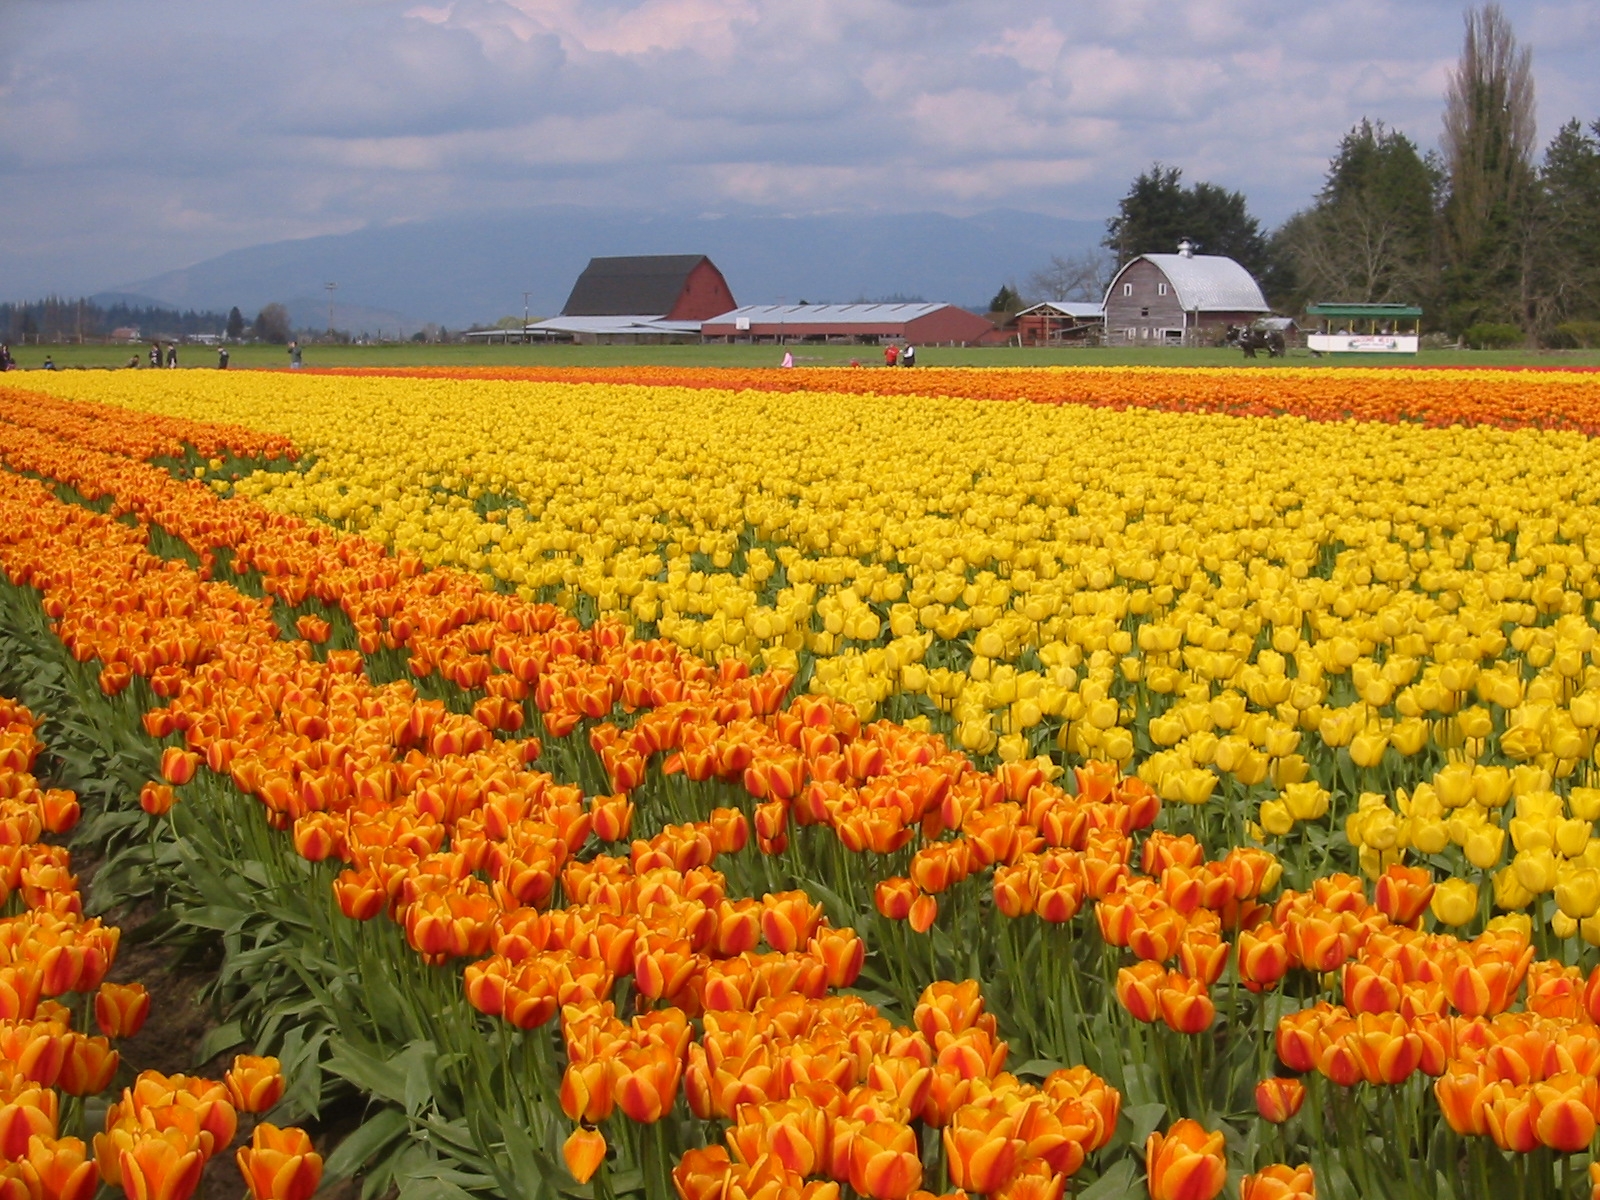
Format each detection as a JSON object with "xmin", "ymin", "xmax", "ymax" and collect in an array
[
  {"xmin": 701, "ymin": 303, "xmax": 995, "ymax": 345},
  {"xmin": 507, "ymin": 254, "xmax": 738, "ymax": 343},
  {"xmin": 560, "ymin": 254, "xmax": 737, "ymax": 322},
  {"xmin": 1103, "ymin": 242, "xmax": 1270, "ymax": 345},
  {"xmin": 1013, "ymin": 302, "xmax": 1104, "ymax": 346}
]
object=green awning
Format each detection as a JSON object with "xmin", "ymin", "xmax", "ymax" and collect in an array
[{"xmin": 1305, "ymin": 303, "xmax": 1423, "ymax": 319}]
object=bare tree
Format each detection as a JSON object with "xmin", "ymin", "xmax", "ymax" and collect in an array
[{"xmin": 1026, "ymin": 250, "xmax": 1115, "ymax": 304}]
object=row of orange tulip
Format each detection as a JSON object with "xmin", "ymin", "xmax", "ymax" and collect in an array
[
  {"xmin": 0, "ymin": 387, "xmax": 294, "ymax": 468},
  {"xmin": 325, "ymin": 364, "xmax": 1600, "ymax": 434},
  {"xmin": 9, "ymin": 389, "xmax": 1600, "ymax": 1196},
  {"xmin": 0, "ymin": 404, "xmax": 1123, "ymax": 1197},
  {"xmin": 0, "ymin": 689, "xmax": 316, "ymax": 1200}
]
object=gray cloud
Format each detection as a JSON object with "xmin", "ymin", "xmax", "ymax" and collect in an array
[{"xmin": 2, "ymin": 0, "xmax": 1599, "ymax": 297}]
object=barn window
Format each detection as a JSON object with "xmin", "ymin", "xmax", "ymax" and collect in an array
[
  {"xmin": 1141, "ymin": 308, "xmax": 1149, "ymax": 318},
  {"xmin": 1158, "ymin": 282, "xmax": 1168, "ymax": 296},
  {"xmin": 1122, "ymin": 283, "xmax": 1133, "ymax": 297}
]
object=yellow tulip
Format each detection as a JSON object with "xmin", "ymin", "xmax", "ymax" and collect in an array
[
  {"xmin": 1258, "ymin": 800, "xmax": 1294, "ymax": 837},
  {"xmin": 1493, "ymin": 867, "xmax": 1535, "ymax": 911},
  {"xmin": 1431, "ymin": 878, "xmax": 1479, "ymax": 926},
  {"xmin": 1463, "ymin": 824, "xmax": 1506, "ymax": 870},
  {"xmin": 1512, "ymin": 847, "xmax": 1560, "ymax": 895},
  {"xmin": 1555, "ymin": 867, "xmax": 1600, "ymax": 919},
  {"xmin": 1281, "ymin": 781, "xmax": 1330, "ymax": 823}
]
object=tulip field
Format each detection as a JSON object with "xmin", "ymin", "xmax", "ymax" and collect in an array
[{"xmin": 7, "ymin": 366, "xmax": 1600, "ymax": 1200}]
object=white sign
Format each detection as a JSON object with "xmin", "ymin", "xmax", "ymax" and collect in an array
[
  {"xmin": 1307, "ymin": 333, "xmax": 1419, "ymax": 355},
  {"xmin": 735, "ymin": 317, "xmax": 751, "ymax": 331}
]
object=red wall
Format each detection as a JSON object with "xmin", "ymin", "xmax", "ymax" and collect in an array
[
  {"xmin": 905, "ymin": 307, "xmax": 1001, "ymax": 344},
  {"xmin": 668, "ymin": 260, "xmax": 738, "ymax": 321}
]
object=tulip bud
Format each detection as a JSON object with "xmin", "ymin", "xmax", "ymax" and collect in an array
[
  {"xmin": 1255, "ymin": 1077, "xmax": 1306, "ymax": 1124},
  {"xmin": 562, "ymin": 1128, "xmax": 606, "ymax": 1184}
]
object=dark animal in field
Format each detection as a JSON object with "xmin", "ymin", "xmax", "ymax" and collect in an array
[{"xmin": 1238, "ymin": 328, "xmax": 1286, "ymax": 358}]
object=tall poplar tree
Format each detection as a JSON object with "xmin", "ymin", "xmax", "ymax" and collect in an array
[{"xmin": 1439, "ymin": 3, "xmax": 1536, "ymax": 333}]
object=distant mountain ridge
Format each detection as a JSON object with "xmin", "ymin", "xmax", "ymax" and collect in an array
[{"xmin": 109, "ymin": 207, "xmax": 1103, "ymax": 331}]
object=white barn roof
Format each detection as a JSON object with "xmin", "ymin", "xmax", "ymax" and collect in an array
[
  {"xmin": 711, "ymin": 303, "xmax": 949, "ymax": 325},
  {"xmin": 1114, "ymin": 254, "xmax": 1269, "ymax": 313},
  {"xmin": 527, "ymin": 315, "xmax": 702, "ymax": 336},
  {"xmin": 1017, "ymin": 302, "xmax": 1103, "ymax": 319}
]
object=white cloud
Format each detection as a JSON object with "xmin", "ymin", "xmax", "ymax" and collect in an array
[{"xmin": 2, "ymin": 0, "xmax": 1599, "ymax": 297}]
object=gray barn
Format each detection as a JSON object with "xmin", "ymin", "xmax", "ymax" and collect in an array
[{"xmin": 1103, "ymin": 242, "xmax": 1269, "ymax": 345}]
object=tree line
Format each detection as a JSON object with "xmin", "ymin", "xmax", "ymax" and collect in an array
[
  {"xmin": 0, "ymin": 297, "xmax": 237, "ymax": 344},
  {"xmin": 0, "ymin": 297, "xmax": 305, "ymax": 345},
  {"xmin": 1021, "ymin": 4, "xmax": 1600, "ymax": 347}
]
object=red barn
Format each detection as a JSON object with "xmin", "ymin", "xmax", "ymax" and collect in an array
[{"xmin": 561, "ymin": 254, "xmax": 737, "ymax": 322}]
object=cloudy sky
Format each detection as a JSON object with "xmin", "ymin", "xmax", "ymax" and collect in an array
[{"xmin": 3, "ymin": 0, "xmax": 1599, "ymax": 298}]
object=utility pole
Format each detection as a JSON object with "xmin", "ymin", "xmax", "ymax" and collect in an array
[
  {"xmin": 522, "ymin": 292, "xmax": 532, "ymax": 345},
  {"xmin": 325, "ymin": 282, "xmax": 337, "ymax": 338}
]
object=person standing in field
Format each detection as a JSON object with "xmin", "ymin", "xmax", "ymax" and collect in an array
[
  {"xmin": 884, "ymin": 342, "xmax": 899, "ymax": 367},
  {"xmin": 150, "ymin": 343, "xmax": 161, "ymax": 368},
  {"xmin": 0, "ymin": 344, "xmax": 12, "ymax": 370},
  {"xmin": 218, "ymin": 346, "xmax": 230, "ymax": 369},
  {"xmin": 288, "ymin": 341, "xmax": 302, "ymax": 368},
  {"xmin": 902, "ymin": 344, "xmax": 916, "ymax": 367},
  {"xmin": 166, "ymin": 344, "xmax": 178, "ymax": 368},
  {"xmin": 781, "ymin": 350, "xmax": 794, "ymax": 368}
]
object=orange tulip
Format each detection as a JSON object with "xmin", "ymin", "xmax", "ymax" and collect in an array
[
  {"xmin": 875, "ymin": 879, "xmax": 918, "ymax": 921},
  {"xmin": 23, "ymin": 1134, "xmax": 98, "ymax": 1200},
  {"xmin": 0, "ymin": 1098, "xmax": 57, "ymax": 1164},
  {"xmin": 943, "ymin": 1106, "xmax": 1024, "ymax": 1195},
  {"xmin": 562, "ymin": 1128, "xmax": 606, "ymax": 1184},
  {"xmin": 1158, "ymin": 977, "xmax": 1216, "ymax": 1035},
  {"xmin": 1374, "ymin": 864, "xmax": 1433, "ymax": 926},
  {"xmin": 1532, "ymin": 1080, "xmax": 1596, "ymax": 1153},
  {"xmin": 614, "ymin": 1046, "xmax": 682, "ymax": 1123},
  {"xmin": 225, "ymin": 1055, "xmax": 285, "ymax": 1113},
  {"xmin": 1238, "ymin": 925, "xmax": 1289, "ymax": 992},
  {"xmin": 762, "ymin": 892, "xmax": 824, "ymax": 953},
  {"xmin": 848, "ymin": 1121, "xmax": 922, "ymax": 1200},
  {"xmin": 95, "ymin": 983, "xmax": 150, "ymax": 1040},
  {"xmin": 813, "ymin": 928, "xmax": 865, "ymax": 988},
  {"xmin": 159, "ymin": 748, "xmax": 199, "ymax": 787},
  {"xmin": 57, "ymin": 1036, "xmax": 118, "ymax": 1096},
  {"xmin": 119, "ymin": 1133, "xmax": 205, "ymax": 1200},
  {"xmin": 560, "ymin": 1058, "xmax": 617, "ymax": 1124},
  {"xmin": 332, "ymin": 868, "xmax": 385, "ymax": 921},
  {"xmin": 1116, "ymin": 963, "xmax": 1166, "ymax": 1024},
  {"xmin": 1145, "ymin": 1119, "xmax": 1226, "ymax": 1200},
  {"xmin": 1435, "ymin": 1070, "xmax": 1491, "ymax": 1137},
  {"xmin": 674, "ymin": 1146, "xmax": 736, "ymax": 1200},
  {"xmin": 1254, "ymin": 1078, "xmax": 1305, "ymax": 1124},
  {"xmin": 139, "ymin": 782, "xmax": 176, "ymax": 817},
  {"xmin": 1239, "ymin": 1163, "xmax": 1315, "ymax": 1200},
  {"xmin": 235, "ymin": 1124, "xmax": 323, "ymax": 1200}
]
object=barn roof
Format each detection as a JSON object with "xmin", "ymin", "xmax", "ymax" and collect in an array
[
  {"xmin": 708, "ymin": 303, "xmax": 951, "ymax": 326},
  {"xmin": 1116, "ymin": 254, "xmax": 1269, "ymax": 312},
  {"xmin": 1017, "ymin": 302, "xmax": 1104, "ymax": 319},
  {"xmin": 531, "ymin": 315, "xmax": 703, "ymax": 336},
  {"xmin": 561, "ymin": 255, "xmax": 712, "ymax": 317}
]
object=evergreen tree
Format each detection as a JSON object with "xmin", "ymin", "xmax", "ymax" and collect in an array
[
  {"xmin": 1104, "ymin": 164, "xmax": 1271, "ymax": 280},
  {"xmin": 254, "ymin": 303, "xmax": 292, "ymax": 345},
  {"xmin": 226, "ymin": 306, "xmax": 245, "ymax": 341},
  {"xmin": 1276, "ymin": 121, "xmax": 1440, "ymax": 310},
  {"xmin": 1526, "ymin": 119, "xmax": 1600, "ymax": 338},
  {"xmin": 988, "ymin": 285, "xmax": 1023, "ymax": 315}
]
